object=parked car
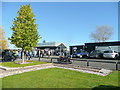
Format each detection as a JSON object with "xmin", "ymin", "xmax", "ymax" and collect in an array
[
  {"xmin": 72, "ymin": 50, "xmax": 89, "ymax": 58},
  {"xmin": 88, "ymin": 50, "xmax": 103, "ymax": 58},
  {"xmin": 103, "ymin": 50, "xmax": 119, "ymax": 59}
]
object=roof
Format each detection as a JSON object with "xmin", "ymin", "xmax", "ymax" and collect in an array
[
  {"xmin": 69, "ymin": 45, "xmax": 84, "ymax": 47},
  {"xmin": 37, "ymin": 42, "xmax": 66, "ymax": 48},
  {"xmin": 85, "ymin": 41, "xmax": 120, "ymax": 45}
]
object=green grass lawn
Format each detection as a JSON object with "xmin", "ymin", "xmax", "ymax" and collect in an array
[
  {"xmin": 2, "ymin": 68, "xmax": 119, "ymax": 88},
  {"xmin": 0, "ymin": 60, "xmax": 48, "ymax": 67}
]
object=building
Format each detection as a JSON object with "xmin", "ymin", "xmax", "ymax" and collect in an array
[
  {"xmin": 69, "ymin": 45, "xmax": 85, "ymax": 55},
  {"xmin": 85, "ymin": 41, "xmax": 120, "ymax": 53},
  {"xmin": 70, "ymin": 41, "xmax": 120, "ymax": 55},
  {"xmin": 36, "ymin": 42, "xmax": 67, "ymax": 55}
]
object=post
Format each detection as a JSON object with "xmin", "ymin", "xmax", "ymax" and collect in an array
[
  {"xmin": 87, "ymin": 60, "xmax": 89, "ymax": 67},
  {"xmin": 22, "ymin": 50, "xmax": 24, "ymax": 63},
  {"xmin": 51, "ymin": 58, "xmax": 52, "ymax": 63},
  {"xmin": 116, "ymin": 62, "xmax": 118, "ymax": 70},
  {"xmin": 39, "ymin": 56, "xmax": 40, "ymax": 61}
]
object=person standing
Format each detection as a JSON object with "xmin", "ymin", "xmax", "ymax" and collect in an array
[
  {"xmin": 2, "ymin": 50, "xmax": 5, "ymax": 62},
  {"xmin": 41, "ymin": 50, "xmax": 44, "ymax": 57},
  {"xmin": 34, "ymin": 50, "xmax": 37, "ymax": 57},
  {"xmin": 25, "ymin": 51, "xmax": 28, "ymax": 59},
  {"xmin": 30, "ymin": 51, "xmax": 32, "ymax": 58},
  {"xmin": 18, "ymin": 50, "xmax": 21, "ymax": 59},
  {"xmin": 48, "ymin": 50, "xmax": 51, "ymax": 58},
  {"xmin": 28, "ymin": 51, "xmax": 31, "ymax": 60}
]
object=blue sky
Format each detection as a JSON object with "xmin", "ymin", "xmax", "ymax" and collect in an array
[{"xmin": 2, "ymin": 2, "xmax": 118, "ymax": 48}]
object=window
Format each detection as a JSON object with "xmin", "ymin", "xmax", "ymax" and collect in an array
[{"xmin": 104, "ymin": 50, "xmax": 113, "ymax": 53}]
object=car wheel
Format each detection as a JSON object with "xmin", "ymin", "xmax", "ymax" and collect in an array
[
  {"xmin": 114, "ymin": 55, "xmax": 118, "ymax": 60},
  {"xmin": 83, "ymin": 55, "xmax": 88, "ymax": 58},
  {"xmin": 95, "ymin": 55, "xmax": 99, "ymax": 58},
  {"xmin": 99, "ymin": 54, "xmax": 103, "ymax": 59}
]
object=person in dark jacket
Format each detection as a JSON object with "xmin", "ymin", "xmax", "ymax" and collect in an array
[{"xmin": 2, "ymin": 50, "xmax": 6, "ymax": 62}]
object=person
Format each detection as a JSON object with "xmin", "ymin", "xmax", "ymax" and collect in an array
[
  {"xmin": 14, "ymin": 50, "xmax": 19, "ymax": 59},
  {"xmin": 4, "ymin": 49, "xmax": 10, "ymax": 61},
  {"xmin": 34, "ymin": 50, "xmax": 37, "ymax": 57},
  {"xmin": 9, "ymin": 50, "xmax": 14, "ymax": 61},
  {"xmin": 37, "ymin": 50, "xmax": 40, "ymax": 57},
  {"xmin": 40, "ymin": 50, "xmax": 42, "ymax": 57},
  {"xmin": 2, "ymin": 50, "xmax": 5, "ymax": 62},
  {"xmin": 12, "ymin": 50, "xmax": 17, "ymax": 61},
  {"xmin": 30, "ymin": 51, "xmax": 32, "ymax": 58},
  {"xmin": 41, "ymin": 50, "xmax": 44, "ymax": 57},
  {"xmin": 28, "ymin": 51, "xmax": 31, "ymax": 60},
  {"xmin": 45, "ymin": 50, "xmax": 48, "ymax": 56},
  {"xmin": 18, "ymin": 50, "xmax": 21, "ymax": 59},
  {"xmin": 64, "ymin": 51, "xmax": 67, "ymax": 56},
  {"xmin": 48, "ymin": 50, "xmax": 51, "ymax": 57},
  {"xmin": 25, "ymin": 51, "xmax": 29, "ymax": 60}
]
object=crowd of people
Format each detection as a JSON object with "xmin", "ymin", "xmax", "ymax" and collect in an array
[
  {"xmin": 2, "ymin": 49, "xmax": 19, "ymax": 62},
  {"xmin": 1, "ymin": 49, "xmax": 69, "ymax": 62}
]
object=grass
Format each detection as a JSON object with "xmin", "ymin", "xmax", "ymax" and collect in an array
[
  {"xmin": 0, "ymin": 60, "xmax": 48, "ymax": 67},
  {"xmin": 2, "ymin": 68, "xmax": 119, "ymax": 88}
]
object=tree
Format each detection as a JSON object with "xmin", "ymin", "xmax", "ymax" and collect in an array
[
  {"xmin": 9, "ymin": 4, "xmax": 40, "ymax": 63},
  {"xmin": 0, "ymin": 27, "xmax": 8, "ymax": 50},
  {"xmin": 90, "ymin": 25, "xmax": 113, "ymax": 42}
]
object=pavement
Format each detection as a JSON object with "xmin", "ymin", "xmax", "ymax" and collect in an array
[{"xmin": 0, "ymin": 62, "xmax": 113, "ymax": 78}]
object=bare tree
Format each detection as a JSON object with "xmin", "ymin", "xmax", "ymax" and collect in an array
[{"xmin": 90, "ymin": 25, "xmax": 113, "ymax": 42}]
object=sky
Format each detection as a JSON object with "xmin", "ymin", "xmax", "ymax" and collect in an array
[{"xmin": 1, "ymin": 2, "xmax": 118, "ymax": 48}]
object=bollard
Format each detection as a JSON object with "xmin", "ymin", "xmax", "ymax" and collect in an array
[
  {"xmin": 38, "ymin": 56, "xmax": 40, "ymax": 61},
  {"xmin": 116, "ymin": 62, "xmax": 118, "ymax": 70},
  {"xmin": 87, "ymin": 60, "xmax": 89, "ymax": 67},
  {"xmin": 51, "ymin": 58, "xmax": 52, "ymax": 63}
]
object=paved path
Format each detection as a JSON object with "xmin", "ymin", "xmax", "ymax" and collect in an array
[
  {"xmin": 0, "ymin": 63, "xmax": 55, "ymax": 78},
  {"xmin": 0, "ymin": 63, "xmax": 112, "ymax": 78}
]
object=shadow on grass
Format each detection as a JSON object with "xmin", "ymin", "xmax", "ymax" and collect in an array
[{"xmin": 92, "ymin": 85, "xmax": 120, "ymax": 90}]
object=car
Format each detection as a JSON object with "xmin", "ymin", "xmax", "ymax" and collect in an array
[
  {"xmin": 72, "ymin": 50, "xmax": 89, "ymax": 58},
  {"xmin": 88, "ymin": 50, "xmax": 103, "ymax": 58},
  {"xmin": 103, "ymin": 50, "xmax": 119, "ymax": 59}
]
